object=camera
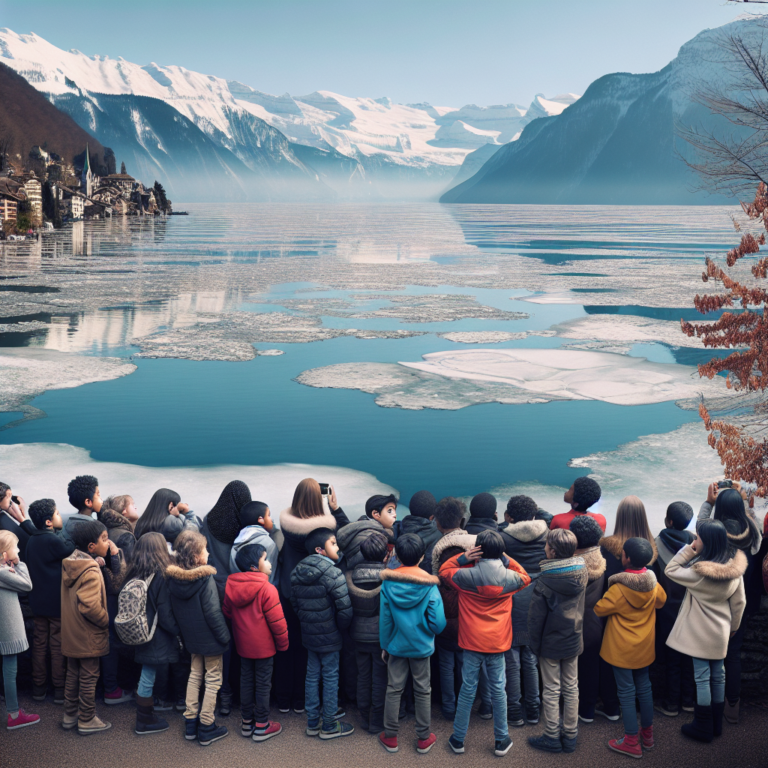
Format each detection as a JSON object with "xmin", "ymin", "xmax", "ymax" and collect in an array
[
  {"xmin": 319, "ymin": 483, "xmax": 331, "ymax": 496},
  {"xmin": 717, "ymin": 480, "xmax": 733, "ymax": 489},
  {"xmin": 11, "ymin": 495, "xmax": 19, "ymax": 505}
]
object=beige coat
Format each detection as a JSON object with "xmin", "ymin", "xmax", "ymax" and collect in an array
[
  {"xmin": 61, "ymin": 550, "xmax": 110, "ymax": 659},
  {"xmin": 665, "ymin": 544, "xmax": 746, "ymax": 660}
]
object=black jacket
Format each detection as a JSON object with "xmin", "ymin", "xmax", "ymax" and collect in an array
[
  {"xmin": 99, "ymin": 509, "xmax": 137, "ymax": 561},
  {"xmin": 166, "ymin": 564, "xmax": 230, "ymax": 655},
  {"xmin": 290, "ymin": 554, "xmax": 352, "ymax": 653},
  {"xmin": 25, "ymin": 528, "xmax": 75, "ymax": 617},
  {"xmin": 133, "ymin": 572, "xmax": 181, "ymax": 666},
  {"xmin": 345, "ymin": 561, "xmax": 385, "ymax": 648},
  {"xmin": 578, "ymin": 546, "xmax": 608, "ymax": 653},
  {"xmin": 465, "ymin": 516, "xmax": 499, "ymax": 536},
  {"xmin": 200, "ymin": 518, "xmax": 233, "ymax": 601},
  {"xmin": 336, "ymin": 515, "xmax": 394, "ymax": 572},
  {"xmin": 601, "ymin": 534, "xmax": 658, "ymax": 585},
  {"xmin": 394, "ymin": 516, "xmax": 442, "ymax": 572},
  {"xmin": 653, "ymin": 529, "xmax": 694, "ymax": 636},
  {"xmin": 1, "ymin": 513, "xmax": 36, "ymax": 563}
]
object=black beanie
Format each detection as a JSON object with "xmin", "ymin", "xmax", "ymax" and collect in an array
[
  {"xmin": 470, "ymin": 492, "xmax": 497, "ymax": 519},
  {"xmin": 408, "ymin": 490, "xmax": 437, "ymax": 519}
]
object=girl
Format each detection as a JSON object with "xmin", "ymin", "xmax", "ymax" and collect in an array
[
  {"xmin": 123, "ymin": 532, "xmax": 180, "ymax": 735},
  {"xmin": 0, "ymin": 530, "xmax": 39, "ymax": 729},
  {"xmin": 133, "ymin": 488, "xmax": 188, "ymax": 539},
  {"xmin": 665, "ymin": 518, "xmax": 746, "ymax": 743},
  {"xmin": 100, "ymin": 494, "xmax": 139, "ymax": 559}
]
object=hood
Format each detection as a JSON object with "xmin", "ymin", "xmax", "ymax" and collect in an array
[
  {"xmin": 601, "ymin": 534, "xmax": 658, "ymax": 566},
  {"xmin": 225, "ymin": 571, "xmax": 269, "ymax": 607},
  {"xmin": 401, "ymin": 516, "xmax": 437, "ymax": 535},
  {"xmin": 166, "ymin": 564, "xmax": 217, "ymax": 600},
  {"xmin": 292, "ymin": 554, "xmax": 338, "ymax": 586},
  {"xmin": 66, "ymin": 513, "xmax": 97, "ymax": 526},
  {"xmin": 347, "ymin": 562, "xmax": 385, "ymax": 597},
  {"xmin": 233, "ymin": 525, "xmax": 271, "ymax": 548},
  {"xmin": 608, "ymin": 569, "xmax": 659, "ymax": 608},
  {"xmin": 501, "ymin": 519, "xmax": 548, "ymax": 543},
  {"xmin": 336, "ymin": 517, "xmax": 390, "ymax": 549},
  {"xmin": 381, "ymin": 566, "xmax": 439, "ymax": 609},
  {"xmin": 431, "ymin": 529, "xmax": 476, "ymax": 575},
  {"xmin": 205, "ymin": 480, "xmax": 252, "ymax": 546},
  {"xmin": 279, "ymin": 507, "xmax": 338, "ymax": 539},
  {"xmin": 99, "ymin": 508, "xmax": 134, "ymax": 534},
  {"xmin": 539, "ymin": 556, "xmax": 588, "ymax": 596},
  {"xmin": 465, "ymin": 517, "xmax": 499, "ymax": 534},
  {"xmin": 62, "ymin": 550, "xmax": 100, "ymax": 588},
  {"xmin": 692, "ymin": 549, "xmax": 748, "ymax": 581},
  {"xmin": 576, "ymin": 546, "xmax": 606, "ymax": 583},
  {"xmin": 657, "ymin": 529, "xmax": 694, "ymax": 565}
]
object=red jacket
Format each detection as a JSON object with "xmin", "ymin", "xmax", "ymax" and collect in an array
[
  {"xmin": 550, "ymin": 510, "xmax": 607, "ymax": 533},
  {"xmin": 222, "ymin": 571, "xmax": 288, "ymax": 659},
  {"xmin": 440, "ymin": 553, "xmax": 530, "ymax": 654}
]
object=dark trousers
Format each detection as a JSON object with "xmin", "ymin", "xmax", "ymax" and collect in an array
[
  {"xmin": 241, "ymin": 656, "xmax": 273, "ymax": 723},
  {"xmin": 155, "ymin": 659, "xmax": 191, "ymax": 703},
  {"xmin": 64, "ymin": 657, "xmax": 101, "ymax": 723},
  {"xmin": 32, "ymin": 617, "xmax": 66, "ymax": 691},
  {"xmin": 355, "ymin": 646, "xmax": 387, "ymax": 729},
  {"xmin": 659, "ymin": 642, "xmax": 695, "ymax": 706},
  {"xmin": 598, "ymin": 655, "xmax": 620, "ymax": 715},
  {"xmin": 725, "ymin": 620, "xmax": 746, "ymax": 704},
  {"xmin": 577, "ymin": 641, "xmax": 600, "ymax": 717},
  {"xmin": 100, "ymin": 626, "xmax": 120, "ymax": 693},
  {"xmin": 274, "ymin": 595, "xmax": 307, "ymax": 710}
]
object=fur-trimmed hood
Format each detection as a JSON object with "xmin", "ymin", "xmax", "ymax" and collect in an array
[
  {"xmin": 346, "ymin": 562, "xmax": 385, "ymax": 599},
  {"xmin": 166, "ymin": 564, "xmax": 217, "ymax": 582},
  {"xmin": 99, "ymin": 508, "xmax": 134, "ymax": 534},
  {"xmin": 279, "ymin": 507, "xmax": 338, "ymax": 538},
  {"xmin": 601, "ymin": 534, "xmax": 658, "ymax": 567},
  {"xmin": 577, "ymin": 546, "xmax": 606, "ymax": 583},
  {"xmin": 381, "ymin": 566, "xmax": 439, "ymax": 587},
  {"xmin": 608, "ymin": 569, "xmax": 659, "ymax": 607},
  {"xmin": 431, "ymin": 529, "xmax": 476, "ymax": 575},
  {"xmin": 500, "ymin": 519, "xmax": 548, "ymax": 543},
  {"xmin": 692, "ymin": 549, "xmax": 748, "ymax": 582}
]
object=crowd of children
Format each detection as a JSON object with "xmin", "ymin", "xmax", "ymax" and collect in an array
[{"xmin": 0, "ymin": 473, "xmax": 765, "ymax": 758}]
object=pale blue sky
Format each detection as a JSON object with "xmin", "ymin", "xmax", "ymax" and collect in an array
[{"xmin": 0, "ymin": 1, "xmax": 762, "ymax": 106}]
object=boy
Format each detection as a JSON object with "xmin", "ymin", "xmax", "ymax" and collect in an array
[
  {"xmin": 61, "ymin": 475, "xmax": 103, "ymax": 550},
  {"xmin": 393, "ymin": 491, "xmax": 441, "ymax": 571},
  {"xmin": 379, "ymin": 533, "xmax": 446, "ymax": 755},
  {"xmin": 653, "ymin": 501, "xmax": 696, "ymax": 717},
  {"xmin": 464, "ymin": 492, "xmax": 499, "ymax": 535},
  {"xmin": 229, "ymin": 501, "xmax": 279, "ymax": 583},
  {"xmin": 527, "ymin": 529, "xmax": 588, "ymax": 754},
  {"xmin": 550, "ymin": 477, "xmax": 606, "ymax": 533},
  {"xmin": 223, "ymin": 542, "xmax": 288, "ymax": 741},
  {"xmin": 440, "ymin": 530, "xmax": 531, "ymax": 757},
  {"xmin": 60, "ymin": 519, "xmax": 114, "ymax": 735},
  {"xmin": 290, "ymin": 527, "xmax": 355, "ymax": 739},
  {"xmin": 0, "ymin": 481, "xmax": 36, "ymax": 562},
  {"xmin": 498, "ymin": 494, "xmax": 548, "ymax": 726},
  {"xmin": 346, "ymin": 531, "xmax": 389, "ymax": 733},
  {"xmin": 337, "ymin": 494, "xmax": 397, "ymax": 570},
  {"xmin": 26, "ymin": 498, "xmax": 75, "ymax": 703},
  {"xmin": 595, "ymin": 537, "xmax": 667, "ymax": 758}
]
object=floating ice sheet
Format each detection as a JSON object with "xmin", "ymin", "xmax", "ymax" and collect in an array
[
  {"xmin": 439, "ymin": 330, "xmax": 555, "ymax": 344},
  {"xmin": 550, "ymin": 314, "xmax": 709, "ymax": 348}
]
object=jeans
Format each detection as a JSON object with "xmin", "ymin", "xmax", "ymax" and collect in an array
[
  {"xmin": 184, "ymin": 654, "xmax": 223, "ymax": 726},
  {"xmin": 454, "ymin": 650, "xmax": 508, "ymax": 743},
  {"xmin": 241, "ymin": 656, "xmax": 273, "ymax": 723},
  {"xmin": 540, "ymin": 655, "xmax": 579, "ymax": 739},
  {"xmin": 438, "ymin": 647, "xmax": 491, "ymax": 715},
  {"xmin": 383, "ymin": 655, "xmax": 431, "ymax": 740},
  {"xmin": 506, "ymin": 646, "xmax": 540, "ymax": 711},
  {"xmin": 692, "ymin": 657, "xmax": 725, "ymax": 707},
  {"xmin": 355, "ymin": 647, "xmax": 387, "ymax": 729},
  {"xmin": 32, "ymin": 617, "xmax": 66, "ymax": 692},
  {"xmin": 306, "ymin": 650, "xmax": 340, "ymax": 731},
  {"xmin": 613, "ymin": 666, "xmax": 653, "ymax": 736},
  {"xmin": 2, "ymin": 654, "xmax": 18, "ymax": 714},
  {"xmin": 724, "ymin": 621, "xmax": 745, "ymax": 704},
  {"xmin": 137, "ymin": 664, "xmax": 158, "ymax": 698},
  {"xmin": 64, "ymin": 657, "xmax": 101, "ymax": 723}
]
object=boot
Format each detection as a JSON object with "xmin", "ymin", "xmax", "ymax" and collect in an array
[
  {"xmin": 134, "ymin": 694, "xmax": 169, "ymax": 735},
  {"xmin": 681, "ymin": 703, "xmax": 713, "ymax": 743},
  {"xmin": 640, "ymin": 725, "xmax": 654, "ymax": 750},
  {"xmin": 711, "ymin": 701, "xmax": 725, "ymax": 738},
  {"xmin": 724, "ymin": 698, "xmax": 739, "ymax": 725}
]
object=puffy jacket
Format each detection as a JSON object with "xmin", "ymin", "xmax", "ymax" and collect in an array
[
  {"xmin": 61, "ymin": 550, "xmax": 110, "ymax": 659},
  {"xmin": 653, "ymin": 529, "xmax": 695, "ymax": 636},
  {"xmin": 464, "ymin": 516, "xmax": 499, "ymax": 536},
  {"xmin": 25, "ymin": 528, "xmax": 74, "ymax": 618},
  {"xmin": 336, "ymin": 516, "xmax": 394, "ymax": 572},
  {"xmin": 229, "ymin": 525, "xmax": 280, "ymax": 585},
  {"xmin": 166, "ymin": 564, "xmax": 231, "ymax": 655},
  {"xmin": 132, "ymin": 572, "xmax": 181, "ymax": 666},
  {"xmin": 380, "ymin": 566, "xmax": 446, "ymax": 658},
  {"xmin": 527, "ymin": 556, "xmax": 588, "ymax": 660},
  {"xmin": 440, "ymin": 553, "xmax": 530, "ymax": 654},
  {"xmin": 290, "ymin": 554, "xmax": 352, "ymax": 653},
  {"xmin": 595, "ymin": 568, "xmax": 667, "ymax": 669},
  {"xmin": 577, "ymin": 546, "xmax": 607, "ymax": 654},
  {"xmin": 99, "ymin": 508, "xmax": 137, "ymax": 560},
  {"xmin": 345, "ymin": 561, "xmax": 385, "ymax": 647},
  {"xmin": 394, "ymin": 516, "xmax": 442, "ymax": 572},
  {"xmin": 223, "ymin": 571, "xmax": 288, "ymax": 659}
]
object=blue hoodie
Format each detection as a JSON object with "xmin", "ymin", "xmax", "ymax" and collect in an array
[{"xmin": 380, "ymin": 566, "xmax": 446, "ymax": 658}]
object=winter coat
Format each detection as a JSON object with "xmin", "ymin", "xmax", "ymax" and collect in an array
[
  {"xmin": 464, "ymin": 516, "xmax": 499, "ymax": 536},
  {"xmin": 380, "ymin": 566, "xmax": 446, "ymax": 658},
  {"xmin": 595, "ymin": 568, "xmax": 667, "ymax": 669},
  {"xmin": 653, "ymin": 529, "xmax": 695, "ymax": 636},
  {"xmin": 527, "ymin": 556, "xmax": 588, "ymax": 660},
  {"xmin": 60, "ymin": 512, "xmax": 98, "ymax": 552},
  {"xmin": 0, "ymin": 561, "xmax": 32, "ymax": 654},
  {"xmin": 346, "ymin": 560, "xmax": 385, "ymax": 648},
  {"xmin": 499, "ymin": 519, "xmax": 548, "ymax": 647},
  {"xmin": 61, "ymin": 551, "xmax": 110, "ymax": 659},
  {"xmin": 550, "ymin": 509, "xmax": 607, "ymax": 534},
  {"xmin": 229, "ymin": 524, "xmax": 280, "ymax": 584},
  {"xmin": 132, "ymin": 572, "xmax": 181, "ymax": 666},
  {"xmin": 223, "ymin": 571, "xmax": 288, "ymax": 659},
  {"xmin": 665, "ymin": 544, "xmax": 747, "ymax": 660},
  {"xmin": 336, "ymin": 515, "xmax": 394, "ymax": 572},
  {"xmin": 577, "ymin": 546, "xmax": 607, "ymax": 654},
  {"xmin": 600, "ymin": 534, "xmax": 658, "ymax": 583},
  {"xmin": 25, "ymin": 528, "xmax": 74, "ymax": 617},
  {"xmin": 394, "ymin": 516, "xmax": 442, "ymax": 572},
  {"xmin": 100, "ymin": 548, "xmax": 127, "ymax": 635},
  {"xmin": 290, "ymin": 554, "xmax": 352, "ymax": 653},
  {"xmin": 166, "ymin": 564, "xmax": 231, "ymax": 656},
  {"xmin": 440, "ymin": 553, "xmax": 530, "ymax": 654},
  {"xmin": 0, "ymin": 512, "xmax": 36, "ymax": 562},
  {"xmin": 99, "ymin": 508, "xmax": 136, "ymax": 560},
  {"xmin": 200, "ymin": 517, "xmax": 235, "ymax": 601},
  {"xmin": 278, "ymin": 505, "xmax": 350, "ymax": 600}
]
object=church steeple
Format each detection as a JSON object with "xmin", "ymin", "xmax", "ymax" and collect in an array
[{"xmin": 81, "ymin": 143, "xmax": 93, "ymax": 198}]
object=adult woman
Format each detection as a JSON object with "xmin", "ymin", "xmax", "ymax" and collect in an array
[{"xmin": 133, "ymin": 489, "xmax": 189, "ymax": 540}]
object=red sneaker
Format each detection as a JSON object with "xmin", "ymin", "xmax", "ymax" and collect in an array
[
  {"xmin": 608, "ymin": 734, "xmax": 642, "ymax": 759},
  {"xmin": 640, "ymin": 725, "xmax": 654, "ymax": 750},
  {"xmin": 104, "ymin": 687, "xmax": 133, "ymax": 705},
  {"xmin": 252, "ymin": 721, "xmax": 282, "ymax": 742},
  {"xmin": 8, "ymin": 709, "xmax": 41, "ymax": 730},
  {"xmin": 417, "ymin": 733, "xmax": 437, "ymax": 754},
  {"xmin": 379, "ymin": 732, "xmax": 399, "ymax": 753}
]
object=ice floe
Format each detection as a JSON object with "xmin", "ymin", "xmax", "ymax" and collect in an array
[
  {"xmin": 255, "ymin": 349, "xmax": 285, "ymax": 356},
  {"xmin": 550, "ymin": 314, "xmax": 709, "ymax": 348},
  {"xmin": 439, "ymin": 330, "xmax": 555, "ymax": 344}
]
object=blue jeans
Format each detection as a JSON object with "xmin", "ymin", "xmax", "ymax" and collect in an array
[
  {"xmin": 137, "ymin": 664, "xmax": 158, "ymax": 698},
  {"xmin": 305, "ymin": 650, "xmax": 339, "ymax": 731},
  {"xmin": 505, "ymin": 646, "xmax": 540, "ymax": 710},
  {"xmin": 438, "ymin": 647, "xmax": 491, "ymax": 715},
  {"xmin": 692, "ymin": 657, "xmax": 725, "ymax": 706},
  {"xmin": 2, "ymin": 654, "xmax": 18, "ymax": 714},
  {"xmin": 613, "ymin": 666, "xmax": 653, "ymax": 736},
  {"xmin": 453, "ymin": 650, "xmax": 508, "ymax": 743}
]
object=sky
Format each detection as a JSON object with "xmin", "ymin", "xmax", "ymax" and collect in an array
[{"xmin": 0, "ymin": 0, "xmax": 764, "ymax": 107}]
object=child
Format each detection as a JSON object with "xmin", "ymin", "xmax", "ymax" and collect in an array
[
  {"xmin": 653, "ymin": 501, "xmax": 696, "ymax": 717},
  {"xmin": 336, "ymin": 494, "xmax": 397, "ymax": 570},
  {"xmin": 0, "ymin": 482, "xmax": 36, "ymax": 562},
  {"xmin": 223, "ymin": 542, "xmax": 288, "ymax": 742},
  {"xmin": 379, "ymin": 533, "xmax": 446, "ymax": 755},
  {"xmin": 229, "ymin": 501, "xmax": 279, "ymax": 584},
  {"xmin": 61, "ymin": 475, "xmax": 103, "ymax": 550},
  {"xmin": 26, "ymin": 498, "xmax": 75, "ymax": 703},
  {"xmin": 551, "ymin": 477, "xmax": 605, "ymax": 532},
  {"xmin": 440, "ymin": 530, "xmax": 531, "ymax": 757},
  {"xmin": 291, "ymin": 527, "xmax": 354, "ymax": 739},
  {"xmin": 464, "ymin": 492, "xmax": 499, "ymax": 535},
  {"xmin": 346, "ymin": 531, "xmax": 388, "ymax": 733},
  {"xmin": 499, "ymin": 494, "xmax": 547, "ymax": 726},
  {"xmin": 0, "ymin": 530, "xmax": 39, "ymax": 729},
  {"xmin": 61, "ymin": 519, "xmax": 113, "ymax": 734},
  {"xmin": 123, "ymin": 532, "xmax": 180, "ymax": 736},
  {"xmin": 166, "ymin": 529, "xmax": 231, "ymax": 746},
  {"xmin": 665, "ymin": 519, "xmax": 746, "ymax": 743},
  {"xmin": 100, "ymin": 495, "xmax": 139, "ymax": 559},
  {"xmin": 527, "ymin": 529, "xmax": 588, "ymax": 754},
  {"xmin": 393, "ymin": 491, "xmax": 441, "ymax": 571},
  {"xmin": 595, "ymin": 537, "xmax": 667, "ymax": 758}
]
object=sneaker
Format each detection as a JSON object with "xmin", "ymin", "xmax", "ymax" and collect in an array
[
  {"xmin": 278, "ymin": 706, "xmax": 291, "ymax": 714},
  {"xmin": 595, "ymin": 706, "xmax": 621, "ymax": 722},
  {"xmin": 32, "ymin": 685, "xmax": 47, "ymax": 702},
  {"xmin": 198, "ymin": 721, "xmax": 228, "ymax": 746},
  {"xmin": 655, "ymin": 700, "xmax": 679, "ymax": 717},
  {"xmin": 417, "ymin": 733, "xmax": 437, "ymax": 754},
  {"xmin": 335, "ymin": 705, "xmax": 346, "ymax": 719},
  {"xmin": 507, "ymin": 706, "xmax": 525, "ymax": 727},
  {"xmin": 293, "ymin": 706, "xmax": 305, "ymax": 714},
  {"xmin": 640, "ymin": 725, "xmax": 654, "ymax": 750},
  {"xmin": 54, "ymin": 688, "xmax": 66, "ymax": 705},
  {"xmin": 379, "ymin": 733, "xmax": 399, "ymax": 753},
  {"xmin": 578, "ymin": 714, "xmax": 594, "ymax": 724},
  {"xmin": 306, "ymin": 719, "xmax": 321, "ymax": 737},
  {"xmin": 525, "ymin": 706, "xmax": 540, "ymax": 725},
  {"xmin": 448, "ymin": 735, "xmax": 465, "ymax": 754},
  {"xmin": 319, "ymin": 721, "xmax": 354, "ymax": 739},
  {"xmin": 579, "ymin": 704, "xmax": 595, "ymax": 723},
  {"xmin": 252, "ymin": 721, "xmax": 282, "ymax": 742},
  {"xmin": 135, "ymin": 714, "xmax": 169, "ymax": 735},
  {"xmin": 495, "ymin": 736, "xmax": 513, "ymax": 756},
  {"xmin": 184, "ymin": 717, "xmax": 199, "ymax": 741},
  {"xmin": 478, "ymin": 702, "xmax": 493, "ymax": 720},
  {"xmin": 77, "ymin": 716, "xmax": 112, "ymax": 735},
  {"xmin": 7, "ymin": 709, "xmax": 41, "ymax": 730},
  {"xmin": 724, "ymin": 699, "xmax": 739, "ymax": 724},
  {"xmin": 608, "ymin": 734, "xmax": 642, "ymax": 759},
  {"xmin": 241, "ymin": 720, "xmax": 255, "ymax": 737},
  {"xmin": 175, "ymin": 698, "xmax": 186, "ymax": 712},
  {"xmin": 104, "ymin": 687, "xmax": 133, "ymax": 705},
  {"xmin": 62, "ymin": 712, "xmax": 79, "ymax": 730},
  {"xmin": 681, "ymin": 700, "xmax": 695, "ymax": 713},
  {"xmin": 561, "ymin": 734, "xmax": 577, "ymax": 753},
  {"xmin": 218, "ymin": 695, "xmax": 232, "ymax": 717},
  {"xmin": 153, "ymin": 698, "xmax": 174, "ymax": 712},
  {"xmin": 528, "ymin": 734, "xmax": 563, "ymax": 753}
]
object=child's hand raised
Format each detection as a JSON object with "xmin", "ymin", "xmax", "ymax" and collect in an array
[
  {"xmin": 464, "ymin": 545, "xmax": 483, "ymax": 562},
  {"xmin": 107, "ymin": 540, "xmax": 119, "ymax": 557},
  {"xmin": 706, "ymin": 482, "xmax": 719, "ymax": 506}
]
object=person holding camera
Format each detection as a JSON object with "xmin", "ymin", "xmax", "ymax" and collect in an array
[{"xmin": 0, "ymin": 481, "xmax": 36, "ymax": 563}]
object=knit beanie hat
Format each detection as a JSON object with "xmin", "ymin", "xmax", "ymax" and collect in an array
[
  {"xmin": 469, "ymin": 492, "xmax": 497, "ymax": 519},
  {"xmin": 205, "ymin": 480, "xmax": 252, "ymax": 545},
  {"xmin": 408, "ymin": 490, "xmax": 437, "ymax": 519}
]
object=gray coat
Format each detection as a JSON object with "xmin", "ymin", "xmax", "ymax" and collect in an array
[{"xmin": 0, "ymin": 561, "xmax": 33, "ymax": 654}]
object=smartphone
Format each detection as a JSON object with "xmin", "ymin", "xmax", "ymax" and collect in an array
[
  {"xmin": 11, "ymin": 495, "xmax": 19, "ymax": 505},
  {"xmin": 717, "ymin": 480, "xmax": 733, "ymax": 489},
  {"xmin": 318, "ymin": 483, "xmax": 331, "ymax": 495}
]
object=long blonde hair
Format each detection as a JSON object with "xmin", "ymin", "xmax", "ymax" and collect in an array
[
  {"xmin": 611, "ymin": 496, "xmax": 653, "ymax": 546},
  {"xmin": 291, "ymin": 478, "xmax": 325, "ymax": 520}
]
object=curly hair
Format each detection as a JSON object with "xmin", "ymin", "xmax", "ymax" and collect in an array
[
  {"xmin": 29, "ymin": 498, "xmax": 57, "ymax": 531},
  {"xmin": 572, "ymin": 477, "xmax": 601, "ymax": 511},
  {"xmin": 569, "ymin": 515, "xmax": 603, "ymax": 549},
  {"xmin": 173, "ymin": 530, "xmax": 207, "ymax": 570},
  {"xmin": 433, "ymin": 497, "xmax": 466, "ymax": 531},
  {"xmin": 67, "ymin": 475, "xmax": 99, "ymax": 512},
  {"xmin": 505, "ymin": 495, "xmax": 538, "ymax": 523}
]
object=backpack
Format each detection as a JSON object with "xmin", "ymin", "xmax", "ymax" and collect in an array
[{"xmin": 115, "ymin": 573, "xmax": 158, "ymax": 645}]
